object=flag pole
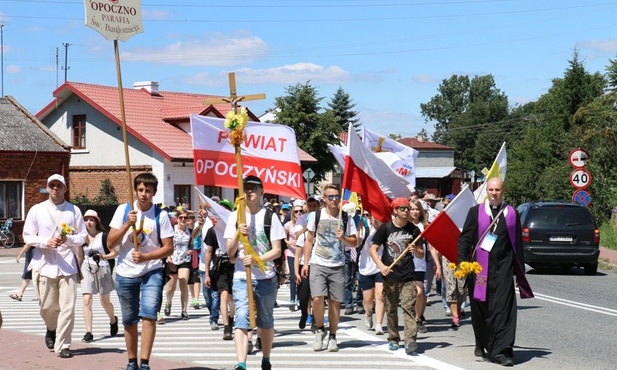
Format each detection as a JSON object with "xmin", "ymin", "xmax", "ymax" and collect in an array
[
  {"xmin": 113, "ymin": 39, "xmax": 140, "ymax": 252},
  {"xmin": 233, "ymin": 121, "xmax": 257, "ymax": 329}
]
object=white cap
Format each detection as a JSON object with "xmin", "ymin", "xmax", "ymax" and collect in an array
[
  {"xmin": 293, "ymin": 199, "xmax": 306, "ymax": 207},
  {"xmin": 47, "ymin": 174, "xmax": 66, "ymax": 187}
]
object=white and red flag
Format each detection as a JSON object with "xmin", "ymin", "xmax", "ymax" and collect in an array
[
  {"xmin": 361, "ymin": 126, "xmax": 419, "ymax": 192},
  {"xmin": 422, "ymin": 186, "xmax": 477, "ymax": 263},
  {"xmin": 340, "ymin": 124, "xmax": 411, "ymax": 223},
  {"xmin": 190, "ymin": 115, "xmax": 305, "ymax": 199}
]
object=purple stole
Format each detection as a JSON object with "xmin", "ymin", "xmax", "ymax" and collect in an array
[{"xmin": 474, "ymin": 203, "xmax": 534, "ymax": 302}]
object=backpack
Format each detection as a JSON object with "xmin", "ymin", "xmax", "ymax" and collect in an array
[{"xmin": 264, "ymin": 208, "xmax": 287, "ymax": 276}]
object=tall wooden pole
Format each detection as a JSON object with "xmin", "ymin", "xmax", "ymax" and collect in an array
[
  {"xmin": 114, "ymin": 40, "xmax": 139, "ymax": 251},
  {"xmin": 205, "ymin": 73, "xmax": 265, "ymax": 328}
]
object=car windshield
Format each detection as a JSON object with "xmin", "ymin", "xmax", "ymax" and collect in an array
[{"xmin": 527, "ymin": 207, "xmax": 595, "ymax": 228}]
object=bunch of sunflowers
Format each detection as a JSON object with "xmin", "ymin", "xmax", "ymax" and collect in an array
[
  {"xmin": 449, "ymin": 261, "xmax": 483, "ymax": 279},
  {"xmin": 59, "ymin": 222, "xmax": 74, "ymax": 237}
]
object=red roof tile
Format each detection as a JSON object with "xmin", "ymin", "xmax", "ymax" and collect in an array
[
  {"xmin": 35, "ymin": 81, "xmax": 278, "ymax": 161},
  {"xmin": 398, "ymin": 137, "xmax": 453, "ymax": 150}
]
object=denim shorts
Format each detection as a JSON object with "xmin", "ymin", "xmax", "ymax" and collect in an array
[
  {"xmin": 116, "ymin": 268, "xmax": 163, "ymax": 326},
  {"xmin": 232, "ymin": 276, "xmax": 277, "ymax": 330},
  {"xmin": 359, "ymin": 272, "xmax": 383, "ymax": 291}
]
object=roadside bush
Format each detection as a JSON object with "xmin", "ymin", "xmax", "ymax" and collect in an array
[{"xmin": 599, "ymin": 223, "xmax": 617, "ymax": 250}]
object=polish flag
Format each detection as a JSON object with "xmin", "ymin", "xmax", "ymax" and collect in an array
[
  {"xmin": 422, "ymin": 186, "xmax": 477, "ymax": 263},
  {"xmin": 342, "ymin": 124, "xmax": 411, "ymax": 223}
]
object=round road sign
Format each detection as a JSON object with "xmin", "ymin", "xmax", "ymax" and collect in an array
[
  {"xmin": 570, "ymin": 169, "xmax": 592, "ymax": 189},
  {"xmin": 569, "ymin": 148, "xmax": 589, "ymax": 168},
  {"xmin": 572, "ymin": 189, "xmax": 591, "ymax": 207}
]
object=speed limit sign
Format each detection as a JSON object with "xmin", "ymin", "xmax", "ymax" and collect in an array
[{"xmin": 570, "ymin": 169, "xmax": 592, "ymax": 189}]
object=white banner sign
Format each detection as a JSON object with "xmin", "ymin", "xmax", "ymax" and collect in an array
[
  {"xmin": 84, "ymin": 0, "xmax": 143, "ymax": 42},
  {"xmin": 190, "ymin": 115, "xmax": 306, "ymax": 199}
]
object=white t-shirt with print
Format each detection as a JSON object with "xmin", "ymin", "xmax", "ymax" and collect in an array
[
  {"xmin": 109, "ymin": 202, "xmax": 174, "ymax": 278},
  {"xmin": 307, "ymin": 208, "xmax": 357, "ymax": 267},
  {"xmin": 223, "ymin": 207, "xmax": 286, "ymax": 280}
]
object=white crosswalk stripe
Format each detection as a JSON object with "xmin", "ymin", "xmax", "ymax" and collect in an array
[{"xmin": 0, "ymin": 260, "xmax": 457, "ymax": 369}]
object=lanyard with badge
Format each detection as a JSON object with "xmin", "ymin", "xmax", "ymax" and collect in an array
[{"xmin": 478, "ymin": 205, "xmax": 506, "ymax": 253}]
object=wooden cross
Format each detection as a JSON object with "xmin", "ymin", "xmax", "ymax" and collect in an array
[
  {"xmin": 204, "ymin": 71, "xmax": 265, "ymax": 329},
  {"xmin": 204, "ymin": 72, "xmax": 266, "ymax": 114}
]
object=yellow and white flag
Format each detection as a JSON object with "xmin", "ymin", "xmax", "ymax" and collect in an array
[{"xmin": 474, "ymin": 142, "xmax": 507, "ymax": 202}]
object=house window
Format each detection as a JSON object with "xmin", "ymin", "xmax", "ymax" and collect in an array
[
  {"xmin": 72, "ymin": 114, "xmax": 86, "ymax": 149},
  {"xmin": 174, "ymin": 185, "xmax": 191, "ymax": 208},
  {"xmin": 204, "ymin": 186, "xmax": 222, "ymax": 200},
  {"xmin": 0, "ymin": 181, "xmax": 22, "ymax": 220}
]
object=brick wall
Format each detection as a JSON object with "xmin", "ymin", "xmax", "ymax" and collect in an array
[
  {"xmin": 0, "ymin": 152, "xmax": 71, "ymax": 245},
  {"xmin": 69, "ymin": 166, "xmax": 152, "ymax": 204}
]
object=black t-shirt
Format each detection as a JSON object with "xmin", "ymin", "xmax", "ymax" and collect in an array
[
  {"xmin": 205, "ymin": 227, "xmax": 233, "ymax": 275},
  {"xmin": 371, "ymin": 221, "xmax": 421, "ymax": 282}
]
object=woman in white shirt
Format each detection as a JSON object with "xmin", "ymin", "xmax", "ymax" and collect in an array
[
  {"xmin": 357, "ymin": 214, "xmax": 385, "ymax": 335},
  {"xmin": 80, "ymin": 209, "xmax": 118, "ymax": 342},
  {"xmin": 163, "ymin": 208, "xmax": 194, "ymax": 321}
]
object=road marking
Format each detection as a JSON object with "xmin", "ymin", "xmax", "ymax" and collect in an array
[{"xmin": 525, "ymin": 290, "xmax": 617, "ymax": 316}]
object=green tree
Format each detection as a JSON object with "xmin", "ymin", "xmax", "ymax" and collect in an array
[
  {"xmin": 327, "ymin": 87, "xmax": 360, "ymax": 132},
  {"xmin": 420, "ymin": 75, "xmax": 470, "ymax": 145},
  {"xmin": 606, "ymin": 53, "xmax": 617, "ymax": 91},
  {"xmin": 572, "ymin": 91, "xmax": 617, "ymax": 223},
  {"xmin": 420, "ymin": 74, "xmax": 509, "ymax": 172},
  {"xmin": 507, "ymin": 50, "xmax": 605, "ymax": 205},
  {"xmin": 93, "ymin": 178, "xmax": 118, "ymax": 205},
  {"xmin": 273, "ymin": 82, "xmax": 341, "ymax": 183}
]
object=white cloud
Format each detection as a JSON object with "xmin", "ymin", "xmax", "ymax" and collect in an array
[
  {"xmin": 28, "ymin": 25, "xmax": 42, "ymax": 32},
  {"xmin": 121, "ymin": 32, "xmax": 268, "ymax": 67},
  {"xmin": 579, "ymin": 39, "xmax": 617, "ymax": 53},
  {"xmin": 413, "ymin": 74, "xmax": 436, "ymax": 84},
  {"xmin": 142, "ymin": 9, "xmax": 174, "ymax": 20},
  {"xmin": 6, "ymin": 65, "xmax": 22, "ymax": 74},
  {"xmin": 181, "ymin": 63, "xmax": 350, "ymax": 87}
]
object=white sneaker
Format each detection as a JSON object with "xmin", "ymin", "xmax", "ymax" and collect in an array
[
  {"xmin": 365, "ymin": 314, "xmax": 374, "ymax": 330},
  {"xmin": 445, "ymin": 308, "xmax": 452, "ymax": 316},
  {"xmin": 327, "ymin": 338, "xmax": 339, "ymax": 352},
  {"xmin": 375, "ymin": 325, "xmax": 384, "ymax": 335},
  {"xmin": 313, "ymin": 329, "xmax": 326, "ymax": 351}
]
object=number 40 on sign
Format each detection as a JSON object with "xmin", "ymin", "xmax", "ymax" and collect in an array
[{"xmin": 570, "ymin": 169, "xmax": 592, "ymax": 189}]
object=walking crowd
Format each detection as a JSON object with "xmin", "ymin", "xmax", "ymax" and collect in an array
[{"xmin": 9, "ymin": 172, "xmax": 529, "ymax": 369}]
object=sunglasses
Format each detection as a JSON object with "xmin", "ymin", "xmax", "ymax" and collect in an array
[
  {"xmin": 294, "ymin": 210, "xmax": 304, "ymax": 214},
  {"xmin": 244, "ymin": 185, "xmax": 261, "ymax": 193},
  {"xmin": 178, "ymin": 216, "xmax": 187, "ymax": 220},
  {"xmin": 397, "ymin": 206, "xmax": 410, "ymax": 211},
  {"xmin": 48, "ymin": 182, "xmax": 63, "ymax": 189},
  {"xmin": 326, "ymin": 194, "xmax": 341, "ymax": 201}
]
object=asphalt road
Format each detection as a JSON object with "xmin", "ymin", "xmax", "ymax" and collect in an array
[{"xmin": 0, "ymin": 256, "xmax": 615, "ymax": 370}]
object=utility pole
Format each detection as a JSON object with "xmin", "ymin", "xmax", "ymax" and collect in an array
[
  {"xmin": 55, "ymin": 47, "xmax": 59, "ymax": 88},
  {"xmin": 1, "ymin": 22, "xmax": 5, "ymax": 96},
  {"xmin": 62, "ymin": 42, "xmax": 70, "ymax": 82}
]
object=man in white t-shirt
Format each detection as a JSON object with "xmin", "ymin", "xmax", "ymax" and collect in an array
[
  {"xmin": 301, "ymin": 184, "xmax": 357, "ymax": 352},
  {"xmin": 107, "ymin": 173, "xmax": 174, "ymax": 370},
  {"xmin": 224, "ymin": 175, "xmax": 285, "ymax": 370}
]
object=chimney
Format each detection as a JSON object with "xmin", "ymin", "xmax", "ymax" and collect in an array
[
  {"xmin": 417, "ymin": 134, "xmax": 425, "ymax": 142},
  {"xmin": 133, "ymin": 81, "xmax": 160, "ymax": 95}
]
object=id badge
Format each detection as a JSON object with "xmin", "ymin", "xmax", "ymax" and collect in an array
[{"xmin": 480, "ymin": 232, "xmax": 497, "ymax": 252}]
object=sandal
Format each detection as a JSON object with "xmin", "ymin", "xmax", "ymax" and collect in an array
[{"xmin": 9, "ymin": 293, "xmax": 22, "ymax": 301}]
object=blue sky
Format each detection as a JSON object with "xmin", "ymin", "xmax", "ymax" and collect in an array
[{"xmin": 1, "ymin": 0, "xmax": 617, "ymax": 138}]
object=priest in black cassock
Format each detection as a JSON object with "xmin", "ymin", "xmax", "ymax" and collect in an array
[{"xmin": 458, "ymin": 177, "xmax": 533, "ymax": 367}]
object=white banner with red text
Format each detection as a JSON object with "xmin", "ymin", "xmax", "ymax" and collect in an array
[{"xmin": 190, "ymin": 115, "xmax": 305, "ymax": 199}]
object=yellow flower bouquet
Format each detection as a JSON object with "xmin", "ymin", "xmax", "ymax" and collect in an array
[
  {"xmin": 59, "ymin": 222, "xmax": 74, "ymax": 237},
  {"xmin": 224, "ymin": 107, "xmax": 249, "ymax": 146},
  {"xmin": 449, "ymin": 261, "xmax": 482, "ymax": 279}
]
